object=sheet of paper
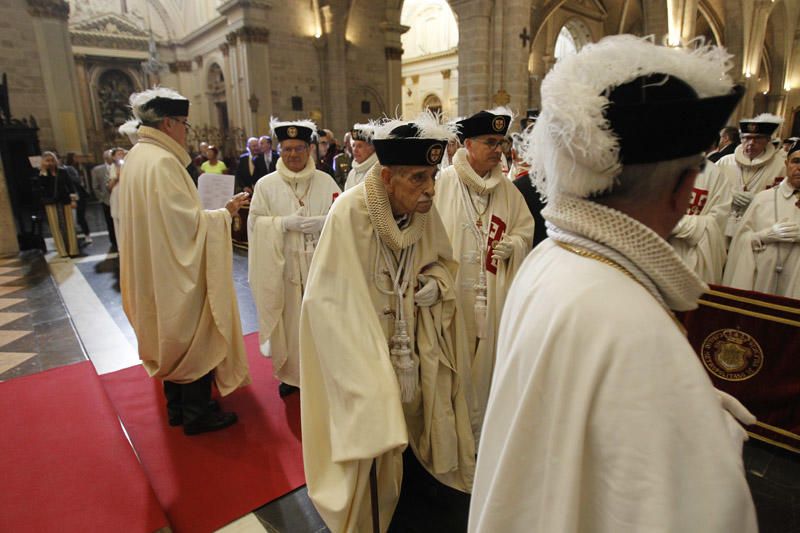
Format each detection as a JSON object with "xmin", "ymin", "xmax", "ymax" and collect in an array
[
  {"xmin": 197, "ymin": 173, "xmax": 234, "ymax": 210},
  {"xmin": 28, "ymin": 156, "xmax": 42, "ymax": 169}
]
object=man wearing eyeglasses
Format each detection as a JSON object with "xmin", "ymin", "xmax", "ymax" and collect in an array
[
  {"xmin": 434, "ymin": 108, "xmax": 534, "ymax": 441},
  {"xmin": 117, "ymin": 88, "xmax": 251, "ymax": 436},
  {"xmin": 248, "ymin": 118, "xmax": 341, "ymax": 398}
]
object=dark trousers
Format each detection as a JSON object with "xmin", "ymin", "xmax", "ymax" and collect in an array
[
  {"xmin": 101, "ymin": 203, "xmax": 117, "ymax": 248},
  {"xmin": 163, "ymin": 372, "xmax": 213, "ymax": 425},
  {"xmin": 75, "ymin": 197, "xmax": 90, "ymax": 237},
  {"xmin": 388, "ymin": 448, "xmax": 471, "ymax": 533}
]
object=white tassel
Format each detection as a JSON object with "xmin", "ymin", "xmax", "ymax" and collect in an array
[
  {"xmin": 390, "ymin": 319, "xmax": 419, "ymax": 403},
  {"xmin": 474, "ymin": 271, "xmax": 488, "ymax": 339}
]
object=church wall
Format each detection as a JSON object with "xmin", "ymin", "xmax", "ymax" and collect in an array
[{"xmin": 0, "ymin": 0, "xmax": 55, "ymax": 150}]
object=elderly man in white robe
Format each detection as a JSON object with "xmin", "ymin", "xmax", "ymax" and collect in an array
[
  {"xmin": 248, "ymin": 118, "xmax": 341, "ymax": 398},
  {"xmin": 717, "ymin": 114, "xmax": 786, "ymax": 238},
  {"xmin": 723, "ymin": 143, "xmax": 800, "ymax": 298},
  {"xmin": 668, "ymin": 161, "xmax": 731, "ymax": 283},
  {"xmin": 300, "ymin": 113, "xmax": 476, "ymax": 533},
  {"xmin": 469, "ymin": 36, "xmax": 757, "ymax": 533},
  {"xmin": 117, "ymin": 88, "xmax": 250, "ymax": 436},
  {"xmin": 343, "ymin": 123, "xmax": 378, "ymax": 190},
  {"xmin": 435, "ymin": 108, "xmax": 534, "ymax": 439}
]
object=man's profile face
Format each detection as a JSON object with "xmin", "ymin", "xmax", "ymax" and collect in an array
[
  {"xmin": 318, "ymin": 137, "xmax": 330, "ymax": 157},
  {"xmin": 786, "ymin": 152, "xmax": 800, "ymax": 189},
  {"xmin": 259, "ymin": 137, "xmax": 272, "ymax": 154},
  {"xmin": 248, "ymin": 138, "xmax": 261, "ymax": 156},
  {"xmin": 466, "ymin": 134, "xmax": 506, "ymax": 171},
  {"xmin": 280, "ymin": 139, "xmax": 310, "ymax": 173},
  {"xmin": 383, "ymin": 166, "xmax": 437, "ymax": 215},
  {"xmin": 352, "ymin": 140, "xmax": 375, "ymax": 164},
  {"xmin": 741, "ymin": 134, "xmax": 768, "ymax": 159}
]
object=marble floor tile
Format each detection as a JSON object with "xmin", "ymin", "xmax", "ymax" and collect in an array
[{"xmin": 0, "ymin": 352, "xmax": 36, "ymax": 374}]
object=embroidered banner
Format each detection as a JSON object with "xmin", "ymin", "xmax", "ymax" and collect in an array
[
  {"xmin": 680, "ymin": 285, "xmax": 800, "ymax": 453},
  {"xmin": 485, "ymin": 214, "xmax": 506, "ymax": 274}
]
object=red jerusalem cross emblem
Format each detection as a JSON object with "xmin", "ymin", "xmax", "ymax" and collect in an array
[
  {"xmin": 686, "ymin": 187, "xmax": 709, "ymax": 215},
  {"xmin": 485, "ymin": 214, "xmax": 507, "ymax": 274}
]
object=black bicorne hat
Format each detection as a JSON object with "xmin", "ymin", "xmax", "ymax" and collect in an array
[
  {"xmin": 456, "ymin": 110, "xmax": 511, "ymax": 142},
  {"xmin": 274, "ymin": 124, "xmax": 315, "ymax": 143},
  {"xmin": 603, "ymin": 73, "xmax": 744, "ymax": 165},
  {"xmin": 142, "ymin": 97, "xmax": 190, "ymax": 117},
  {"xmin": 373, "ymin": 123, "xmax": 447, "ymax": 166}
]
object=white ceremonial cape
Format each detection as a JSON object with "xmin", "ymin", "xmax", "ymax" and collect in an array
[
  {"xmin": 669, "ymin": 163, "xmax": 731, "ymax": 283},
  {"xmin": 118, "ymin": 126, "xmax": 250, "ymax": 395},
  {"xmin": 435, "ymin": 148, "xmax": 534, "ymax": 438},
  {"xmin": 723, "ymin": 178, "xmax": 800, "ymax": 298},
  {"xmin": 300, "ymin": 167, "xmax": 476, "ymax": 533},
  {"xmin": 248, "ymin": 157, "xmax": 341, "ymax": 386},
  {"xmin": 344, "ymin": 152, "xmax": 378, "ymax": 190},
  {"xmin": 718, "ymin": 144, "xmax": 786, "ymax": 236},
  {"xmin": 469, "ymin": 196, "xmax": 757, "ymax": 533}
]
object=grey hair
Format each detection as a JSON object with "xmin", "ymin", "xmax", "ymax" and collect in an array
[{"xmin": 594, "ymin": 154, "xmax": 704, "ymax": 204}]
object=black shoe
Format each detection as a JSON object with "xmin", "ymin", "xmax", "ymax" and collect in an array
[
  {"xmin": 183, "ymin": 411, "xmax": 238, "ymax": 436},
  {"xmin": 168, "ymin": 399, "xmax": 221, "ymax": 426},
  {"xmin": 278, "ymin": 383, "xmax": 299, "ymax": 398}
]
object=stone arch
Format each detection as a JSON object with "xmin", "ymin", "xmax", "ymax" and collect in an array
[
  {"xmin": 87, "ymin": 67, "xmax": 141, "ymax": 139},
  {"xmin": 206, "ymin": 62, "xmax": 228, "ymax": 131},
  {"xmin": 554, "ymin": 17, "xmax": 592, "ymax": 61},
  {"xmin": 422, "ymin": 93, "xmax": 443, "ymax": 114},
  {"xmin": 697, "ymin": 0, "xmax": 723, "ymax": 46}
]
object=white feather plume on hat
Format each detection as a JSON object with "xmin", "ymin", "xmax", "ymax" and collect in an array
[
  {"xmin": 269, "ymin": 117, "xmax": 318, "ymax": 141},
  {"xmin": 372, "ymin": 110, "xmax": 457, "ymax": 141},
  {"xmin": 524, "ymin": 35, "xmax": 734, "ymax": 200},
  {"xmin": 749, "ymin": 113, "xmax": 783, "ymax": 124}
]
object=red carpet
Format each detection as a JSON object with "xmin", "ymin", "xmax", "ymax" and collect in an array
[
  {"xmin": 0, "ymin": 361, "xmax": 168, "ymax": 533},
  {"xmin": 100, "ymin": 333, "xmax": 305, "ymax": 533}
]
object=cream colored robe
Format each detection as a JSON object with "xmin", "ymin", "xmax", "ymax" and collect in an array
[
  {"xmin": 669, "ymin": 163, "xmax": 731, "ymax": 283},
  {"xmin": 247, "ymin": 158, "xmax": 341, "ymax": 386},
  {"xmin": 435, "ymin": 148, "xmax": 534, "ymax": 438},
  {"xmin": 470, "ymin": 207, "xmax": 756, "ymax": 532},
  {"xmin": 300, "ymin": 168, "xmax": 476, "ymax": 533},
  {"xmin": 344, "ymin": 152, "xmax": 378, "ymax": 191},
  {"xmin": 718, "ymin": 144, "xmax": 786, "ymax": 237},
  {"xmin": 723, "ymin": 178, "xmax": 800, "ymax": 298},
  {"xmin": 118, "ymin": 126, "xmax": 250, "ymax": 395}
]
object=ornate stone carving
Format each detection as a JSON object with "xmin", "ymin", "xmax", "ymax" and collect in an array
[
  {"xmin": 219, "ymin": 43, "xmax": 230, "ymax": 56},
  {"xmin": 168, "ymin": 61, "xmax": 193, "ymax": 73},
  {"xmin": 228, "ymin": 26, "xmax": 270, "ymax": 44},
  {"xmin": 26, "ymin": 0, "xmax": 69, "ymax": 20},
  {"xmin": 441, "ymin": 69, "xmax": 451, "ymax": 80},
  {"xmin": 195, "ymin": 55, "xmax": 204, "ymax": 68},
  {"xmin": 70, "ymin": 13, "xmax": 150, "ymax": 51}
]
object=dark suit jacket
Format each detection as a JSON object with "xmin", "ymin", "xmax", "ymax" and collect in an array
[
  {"xmin": 235, "ymin": 153, "xmax": 269, "ymax": 190},
  {"xmin": 261, "ymin": 151, "xmax": 279, "ymax": 174},
  {"xmin": 513, "ymin": 170, "xmax": 548, "ymax": 249},
  {"xmin": 707, "ymin": 142, "xmax": 737, "ymax": 163}
]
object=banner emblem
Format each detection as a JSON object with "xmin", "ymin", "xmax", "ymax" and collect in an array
[{"xmin": 701, "ymin": 328, "xmax": 763, "ymax": 381}]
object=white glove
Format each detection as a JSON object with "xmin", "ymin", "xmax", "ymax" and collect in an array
[
  {"xmin": 716, "ymin": 389, "xmax": 755, "ymax": 450},
  {"xmin": 299, "ymin": 215, "xmax": 326, "ymax": 234},
  {"xmin": 753, "ymin": 221, "xmax": 800, "ymax": 245},
  {"xmin": 414, "ymin": 275, "xmax": 439, "ymax": 307},
  {"xmin": 281, "ymin": 208, "xmax": 306, "ymax": 233},
  {"xmin": 491, "ymin": 236, "xmax": 514, "ymax": 261},
  {"xmin": 732, "ymin": 191, "xmax": 754, "ymax": 210}
]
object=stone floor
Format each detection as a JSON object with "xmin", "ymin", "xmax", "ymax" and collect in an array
[{"xmin": 3, "ymin": 202, "xmax": 799, "ymax": 532}]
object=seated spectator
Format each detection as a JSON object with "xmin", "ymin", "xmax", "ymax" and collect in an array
[{"xmin": 200, "ymin": 145, "xmax": 228, "ymax": 174}]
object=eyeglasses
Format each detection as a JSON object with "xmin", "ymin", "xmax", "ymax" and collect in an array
[
  {"xmin": 477, "ymin": 138, "xmax": 511, "ymax": 151},
  {"xmin": 281, "ymin": 145, "xmax": 308, "ymax": 154},
  {"xmin": 169, "ymin": 117, "xmax": 192, "ymax": 130}
]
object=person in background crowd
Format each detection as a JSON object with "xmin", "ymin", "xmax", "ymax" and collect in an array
[
  {"xmin": 509, "ymin": 132, "xmax": 547, "ymax": 248},
  {"xmin": 707, "ymin": 126, "xmax": 739, "ymax": 163},
  {"xmin": 34, "ymin": 151, "xmax": 79, "ymax": 257},
  {"xmin": 200, "ymin": 145, "xmax": 228, "ymax": 174},
  {"xmin": 258, "ymin": 135, "xmax": 279, "ymax": 174},
  {"xmin": 91, "ymin": 149, "xmax": 117, "ymax": 250},
  {"xmin": 343, "ymin": 123, "xmax": 377, "ymax": 191},
  {"xmin": 235, "ymin": 137, "xmax": 267, "ymax": 194},
  {"xmin": 63, "ymin": 152, "xmax": 92, "ymax": 245}
]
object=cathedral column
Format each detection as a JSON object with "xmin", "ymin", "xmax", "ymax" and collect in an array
[
  {"xmin": 451, "ymin": 0, "xmax": 493, "ymax": 115},
  {"xmin": 26, "ymin": 0, "xmax": 88, "ymax": 154},
  {"xmin": 381, "ymin": 22, "xmax": 409, "ymax": 118},
  {"xmin": 641, "ymin": 0, "xmax": 669, "ymax": 39},
  {"xmin": 319, "ymin": 1, "xmax": 349, "ymax": 136},
  {"xmin": 491, "ymin": 0, "xmax": 532, "ymax": 114},
  {"xmin": 219, "ymin": 0, "xmax": 274, "ymax": 134},
  {"xmin": 666, "ymin": 0, "xmax": 698, "ymax": 45},
  {"xmin": 739, "ymin": 0, "xmax": 775, "ymax": 118}
]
